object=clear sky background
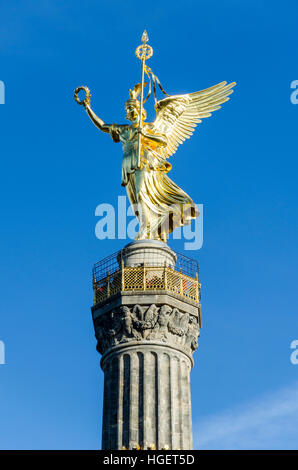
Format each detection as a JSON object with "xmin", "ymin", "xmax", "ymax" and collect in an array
[{"xmin": 0, "ymin": 0, "xmax": 298, "ymax": 450}]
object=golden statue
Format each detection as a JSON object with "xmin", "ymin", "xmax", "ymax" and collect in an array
[{"xmin": 74, "ymin": 31, "xmax": 235, "ymax": 242}]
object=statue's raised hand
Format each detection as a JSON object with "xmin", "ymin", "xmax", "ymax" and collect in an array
[{"xmin": 74, "ymin": 86, "xmax": 91, "ymax": 108}]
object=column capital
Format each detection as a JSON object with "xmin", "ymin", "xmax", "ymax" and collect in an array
[{"xmin": 93, "ymin": 301, "xmax": 200, "ymax": 363}]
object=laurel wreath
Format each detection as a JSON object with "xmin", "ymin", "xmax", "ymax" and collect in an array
[{"xmin": 74, "ymin": 86, "xmax": 91, "ymax": 106}]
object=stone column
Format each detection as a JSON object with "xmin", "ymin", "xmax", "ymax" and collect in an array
[{"xmin": 92, "ymin": 241, "xmax": 201, "ymax": 450}]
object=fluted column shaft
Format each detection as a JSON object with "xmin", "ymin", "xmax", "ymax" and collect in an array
[{"xmin": 101, "ymin": 344, "xmax": 193, "ymax": 450}]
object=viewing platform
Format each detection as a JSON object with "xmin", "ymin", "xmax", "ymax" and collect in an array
[{"xmin": 92, "ymin": 242, "xmax": 201, "ymax": 309}]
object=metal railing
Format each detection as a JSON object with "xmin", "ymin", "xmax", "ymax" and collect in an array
[
  {"xmin": 93, "ymin": 247, "xmax": 200, "ymax": 282},
  {"xmin": 93, "ymin": 264, "xmax": 201, "ymax": 305}
]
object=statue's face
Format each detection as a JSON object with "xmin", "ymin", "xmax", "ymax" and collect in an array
[{"xmin": 125, "ymin": 103, "xmax": 139, "ymax": 122}]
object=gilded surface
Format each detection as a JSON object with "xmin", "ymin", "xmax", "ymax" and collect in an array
[
  {"xmin": 93, "ymin": 265, "xmax": 201, "ymax": 305},
  {"xmin": 75, "ymin": 32, "xmax": 235, "ymax": 241}
]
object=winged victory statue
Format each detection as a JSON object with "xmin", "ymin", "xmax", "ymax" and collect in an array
[{"xmin": 74, "ymin": 31, "xmax": 235, "ymax": 242}]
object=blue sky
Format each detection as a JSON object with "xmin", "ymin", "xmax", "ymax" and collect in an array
[{"xmin": 0, "ymin": 0, "xmax": 298, "ymax": 449}]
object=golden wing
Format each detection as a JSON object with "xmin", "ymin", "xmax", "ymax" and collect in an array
[{"xmin": 152, "ymin": 81, "xmax": 236, "ymax": 159}]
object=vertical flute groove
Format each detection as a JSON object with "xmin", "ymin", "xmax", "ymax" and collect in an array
[
  {"xmin": 122, "ymin": 354, "xmax": 130, "ymax": 449},
  {"xmin": 187, "ymin": 363, "xmax": 193, "ymax": 449},
  {"xmin": 102, "ymin": 361, "xmax": 112, "ymax": 450},
  {"xmin": 129, "ymin": 352, "xmax": 139, "ymax": 448},
  {"xmin": 154, "ymin": 352, "xmax": 159, "ymax": 449},
  {"xmin": 178, "ymin": 357, "xmax": 183, "ymax": 450},
  {"xmin": 117, "ymin": 355, "xmax": 124, "ymax": 449},
  {"xmin": 138, "ymin": 352, "xmax": 144, "ymax": 448}
]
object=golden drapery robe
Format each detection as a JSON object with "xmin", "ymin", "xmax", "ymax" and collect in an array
[{"xmin": 109, "ymin": 123, "xmax": 199, "ymax": 241}]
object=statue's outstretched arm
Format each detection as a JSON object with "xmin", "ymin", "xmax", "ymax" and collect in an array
[
  {"xmin": 85, "ymin": 104, "xmax": 110, "ymax": 134},
  {"xmin": 141, "ymin": 130, "xmax": 167, "ymax": 147}
]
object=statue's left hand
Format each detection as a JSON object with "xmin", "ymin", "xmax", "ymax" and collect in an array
[{"xmin": 136, "ymin": 127, "xmax": 144, "ymax": 136}]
